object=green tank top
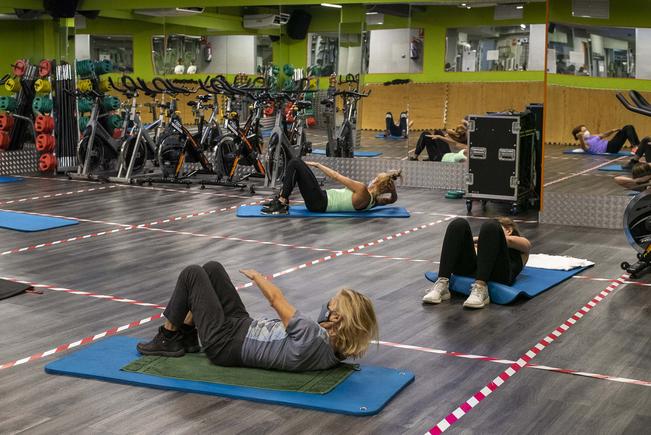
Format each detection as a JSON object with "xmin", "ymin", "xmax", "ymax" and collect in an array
[{"xmin": 325, "ymin": 188, "xmax": 375, "ymax": 212}]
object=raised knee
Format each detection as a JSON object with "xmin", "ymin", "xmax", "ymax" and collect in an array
[
  {"xmin": 479, "ymin": 219, "xmax": 502, "ymax": 234},
  {"xmin": 181, "ymin": 264, "xmax": 203, "ymax": 278},
  {"xmin": 447, "ymin": 217, "xmax": 470, "ymax": 232},
  {"xmin": 203, "ymin": 261, "xmax": 226, "ymax": 274}
]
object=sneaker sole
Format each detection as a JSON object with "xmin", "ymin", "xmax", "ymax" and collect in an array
[
  {"xmin": 422, "ymin": 293, "xmax": 451, "ymax": 304},
  {"xmin": 136, "ymin": 346, "xmax": 185, "ymax": 357},
  {"xmin": 463, "ymin": 298, "xmax": 490, "ymax": 309}
]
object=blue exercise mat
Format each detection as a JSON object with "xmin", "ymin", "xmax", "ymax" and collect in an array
[
  {"xmin": 311, "ymin": 149, "xmax": 382, "ymax": 157},
  {"xmin": 237, "ymin": 205, "xmax": 410, "ymax": 218},
  {"xmin": 598, "ymin": 164, "xmax": 629, "ymax": 172},
  {"xmin": 45, "ymin": 336, "xmax": 414, "ymax": 416},
  {"xmin": 0, "ymin": 176, "xmax": 23, "ymax": 183},
  {"xmin": 563, "ymin": 149, "xmax": 632, "ymax": 157},
  {"xmin": 374, "ymin": 133, "xmax": 403, "ymax": 140},
  {"xmin": 0, "ymin": 211, "xmax": 78, "ymax": 232},
  {"xmin": 425, "ymin": 265, "xmax": 591, "ymax": 305}
]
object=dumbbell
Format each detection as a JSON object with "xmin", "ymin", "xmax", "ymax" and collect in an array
[
  {"xmin": 78, "ymin": 98, "xmax": 92, "ymax": 113},
  {"xmin": 102, "ymin": 96, "xmax": 121, "ymax": 111},
  {"xmin": 0, "ymin": 114, "xmax": 14, "ymax": 131},
  {"xmin": 11, "ymin": 59, "xmax": 27, "ymax": 77},
  {"xmin": 78, "ymin": 116, "xmax": 90, "ymax": 132},
  {"xmin": 34, "ymin": 79, "xmax": 52, "ymax": 94},
  {"xmin": 0, "ymin": 96, "xmax": 17, "ymax": 112},
  {"xmin": 77, "ymin": 79, "xmax": 93, "ymax": 93},
  {"xmin": 36, "ymin": 134, "xmax": 55, "ymax": 152},
  {"xmin": 32, "ymin": 96, "xmax": 53, "ymax": 114},
  {"xmin": 0, "ymin": 131, "xmax": 11, "ymax": 149},
  {"xmin": 76, "ymin": 59, "xmax": 95, "ymax": 78},
  {"xmin": 4, "ymin": 78, "xmax": 21, "ymax": 93},
  {"xmin": 38, "ymin": 153, "xmax": 57, "ymax": 172},
  {"xmin": 38, "ymin": 59, "xmax": 52, "ymax": 78},
  {"xmin": 94, "ymin": 59, "xmax": 113, "ymax": 75},
  {"xmin": 34, "ymin": 114, "xmax": 55, "ymax": 134}
]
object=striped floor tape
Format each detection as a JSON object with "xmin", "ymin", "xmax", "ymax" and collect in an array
[
  {"xmin": 424, "ymin": 274, "xmax": 629, "ymax": 434},
  {"xmin": 377, "ymin": 340, "xmax": 651, "ymax": 388},
  {"xmin": 0, "ymin": 185, "xmax": 118, "ymax": 206},
  {"xmin": 544, "ymin": 156, "xmax": 627, "ymax": 187}
]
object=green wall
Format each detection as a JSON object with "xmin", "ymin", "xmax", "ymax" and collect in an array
[{"xmin": 548, "ymin": 0, "xmax": 651, "ymax": 90}]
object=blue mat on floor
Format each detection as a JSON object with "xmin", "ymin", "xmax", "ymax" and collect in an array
[
  {"xmin": 311, "ymin": 149, "xmax": 382, "ymax": 157},
  {"xmin": 0, "ymin": 176, "xmax": 23, "ymax": 183},
  {"xmin": 237, "ymin": 205, "xmax": 410, "ymax": 218},
  {"xmin": 0, "ymin": 211, "xmax": 78, "ymax": 232},
  {"xmin": 425, "ymin": 265, "xmax": 591, "ymax": 305},
  {"xmin": 374, "ymin": 133, "xmax": 403, "ymax": 140},
  {"xmin": 45, "ymin": 336, "xmax": 414, "ymax": 416},
  {"xmin": 598, "ymin": 164, "xmax": 629, "ymax": 172},
  {"xmin": 563, "ymin": 149, "xmax": 632, "ymax": 156}
]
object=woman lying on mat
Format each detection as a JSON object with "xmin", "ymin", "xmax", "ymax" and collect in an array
[
  {"xmin": 614, "ymin": 162, "xmax": 651, "ymax": 191},
  {"xmin": 261, "ymin": 158, "xmax": 401, "ymax": 215},
  {"xmin": 409, "ymin": 119, "xmax": 468, "ymax": 162},
  {"xmin": 423, "ymin": 217, "xmax": 531, "ymax": 309},
  {"xmin": 571, "ymin": 124, "xmax": 641, "ymax": 159},
  {"xmin": 137, "ymin": 261, "xmax": 379, "ymax": 371}
]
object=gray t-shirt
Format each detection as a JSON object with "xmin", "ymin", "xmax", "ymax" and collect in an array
[{"xmin": 240, "ymin": 311, "xmax": 341, "ymax": 371}]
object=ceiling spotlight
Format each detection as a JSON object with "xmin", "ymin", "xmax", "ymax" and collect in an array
[
  {"xmin": 520, "ymin": 23, "xmax": 526, "ymax": 29},
  {"xmin": 366, "ymin": 11, "xmax": 379, "ymax": 15},
  {"xmin": 516, "ymin": 5, "xmax": 524, "ymax": 9},
  {"xmin": 321, "ymin": 3, "xmax": 342, "ymax": 8}
]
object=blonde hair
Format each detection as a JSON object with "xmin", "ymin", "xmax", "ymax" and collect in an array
[
  {"xmin": 370, "ymin": 169, "xmax": 401, "ymax": 198},
  {"xmin": 497, "ymin": 217, "xmax": 521, "ymax": 236},
  {"xmin": 330, "ymin": 289, "xmax": 379, "ymax": 359}
]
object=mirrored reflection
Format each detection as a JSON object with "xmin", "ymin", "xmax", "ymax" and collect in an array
[
  {"xmin": 446, "ymin": 25, "xmax": 545, "ymax": 72},
  {"xmin": 307, "ymin": 32, "xmax": 338, "ymax": 76},
  {"xmin": 548, "ymin": 23, "xmax": 636, "ymax": 78}
]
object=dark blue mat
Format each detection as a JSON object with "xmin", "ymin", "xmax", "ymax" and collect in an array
[
  {"xmin": 563, "ymin": 149, "xmax": 632, "ymax": 156},
  {"xmin": 45, "ymin": 336, "xmax": 414, "ymax": 416},
  {"xmin": 598, "ymin": 164, "xmax": 628, "ymax": 172},
  {"xmin": 311, "ymin": 149, "xmax": 382, "ymax": 157},
  {"xmin": 374, "ymin": 133, "xmax": 403, "ymax": 140},
  {"xmin": 0, "ymin": 211, "xmax": 79, "ymax": 232},
  {"xmin": 237, "ymin": 205, "xmax": 410, "ymax": 218},
  {"xmin": 0, "ymin": 176, "xmax": 23, "ymax": 183},
  {"xmin": 425, "ymin": 265, "xmax": 591, "ymax": 305}
]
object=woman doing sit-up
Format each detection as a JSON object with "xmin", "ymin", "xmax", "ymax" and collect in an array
[
  {"xmin": 262, "ymin": 158, "xmax": 401, "ymax": 215},
  {"xmin": 137, "ymin": 261, "xmax": 379, "ymax": 371},
  {"xmin": 423, "ymin": 217, "xmax": 531, "ymax": 309},
  {"xmin": 572, "ymin": 124, "xmax": 641, "ymax": 157}
]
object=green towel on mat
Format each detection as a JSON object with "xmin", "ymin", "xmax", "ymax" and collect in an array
[{"xmin": 122, "ymin": 353, "xmax": 356, "ymax": 395}]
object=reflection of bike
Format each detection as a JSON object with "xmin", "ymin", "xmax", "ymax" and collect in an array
[
  {"xmin": 331, "ymin": 89, "xmax": 370, "ymax": 158},
  {"xmin": 265, "ymin": 91, "xmax": 313, "ymax": 188}
]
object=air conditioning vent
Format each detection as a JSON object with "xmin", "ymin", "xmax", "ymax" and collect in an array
[
  {"xmin": 134, "ymin": 8, "xmax": 204, "ymax": 17},
  {"xmin": 243, "ymin": 13, "xmax": 290, "ymax": 29}
]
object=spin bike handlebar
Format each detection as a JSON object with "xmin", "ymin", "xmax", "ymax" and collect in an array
[
  {"xmin": 338, "ymin": 73, "xmax": 360, "ymax": 85},
  {"xmin": 629, "ymin": 90, "xmax": 651, "ymax": 110},
  {"xmin": 616, "ymin": 93, "xmax": 651, "ymax": 118},
  {"xmin": 334, "ymin": 89, "xmax": 371, "ymax": 99}
]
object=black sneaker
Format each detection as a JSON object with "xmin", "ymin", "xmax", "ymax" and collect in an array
[
  {"xmin": 622, "ymin": 159, "xmax": 638, "ymax": 170},
  {"xmin": 136, "ymin": 326, "xmax": 185, "ymax": 357},
  {"xmin": 180, "ymin": 325, "xmax": 200, "ymax": 353},
  {"xmin": 261, "ymin": 198, "xmax": 289, "ymax": 215},
  {"xmin": 409, "ymin": 155, "xmax": 418, "ymax": 161},
  {"xmin": 262, "ymin": 195, "xmax": 279, "ymax": 208}
]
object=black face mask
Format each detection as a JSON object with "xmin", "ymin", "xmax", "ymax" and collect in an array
[{"xmin": 317, "ymin": 303, "xmax": 330, "ymax": 323}]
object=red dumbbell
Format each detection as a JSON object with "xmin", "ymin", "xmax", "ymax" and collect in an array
[
  {"xmin": 36, "ymin": 134, "xmax": 55, "ymax": 152},
  {"xmin": 0, "ymin": 114, "xmax": 14, "ymax": 131},
  {"xmin": 0, "ymin": 131, "xmax": 11, "ymax": 150},
  {"xmin": 38, "ymin": 59, "xmax": 52, "ymax": 78},
  {"xmin": 12, "ymin": 59, "xmax": 27, "ymax": 77},
  {"xmin": 38, "ymin": 153, "xmax": 57, "ymax": 172},
  {"xmin": 35, "ymin": 114, "xmax": 55, "ymax": 134}
]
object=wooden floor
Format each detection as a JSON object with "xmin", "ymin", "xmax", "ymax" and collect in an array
[{"xmin": 0, "ymin": 175, "xmax": 649, "ymax": 435}]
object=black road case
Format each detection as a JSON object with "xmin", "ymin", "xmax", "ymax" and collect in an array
[{"xmin": 465, "ymin": 112, "xmax": 536, "ymax": 214}]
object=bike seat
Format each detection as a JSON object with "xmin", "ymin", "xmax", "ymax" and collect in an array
[
  {"xmin": 295, "ymin": 100, "xmax": 312, "ymax": 109},
  {"xmin": 187, "ymin": 101, "xmax": 198, "ymax": 107},
  {"xmin": 159, "ymin": 103, "xmax": 171, "ymax": 109},
  {"xmin": 320, "ymin": 99, "xmax": 333, "ymax": 106},
  {"xmin": 198, "ymin": 94, "xmax": 211, "ymax": 102}
]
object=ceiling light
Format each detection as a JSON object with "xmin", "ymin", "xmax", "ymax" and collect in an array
[
  {"xmin": 366, "ymin": 11, "xmax": 379, "ymax": 15},
  {"xmin": 321, "ymin": 3, "xmax": 342, "ymax": 8},
  {"xmin": 516, "ymin": 5, "xmax": 524, "ymax": 9},
  {"xmin": 520, "ymin": 24, "xmax": 526, "ymax": 29}
]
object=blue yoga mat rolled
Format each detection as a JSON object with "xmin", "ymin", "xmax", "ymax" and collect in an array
[{"xmin": 425, "ymin": 265, "xmax": 591, "ymax": 305}]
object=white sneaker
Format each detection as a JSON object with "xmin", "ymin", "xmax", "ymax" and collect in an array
[
  {"xmin": 463, "ymin": 282, "xmax": 490, "ymax": 309},
  {"xmin": 422, "ymin": 278, "xmax": 451, "ymax": 304}
]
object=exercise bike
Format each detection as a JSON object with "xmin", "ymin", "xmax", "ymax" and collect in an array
[{"xmin": 616, "ymin": 90, "xmax": 651, "ymax": 278}]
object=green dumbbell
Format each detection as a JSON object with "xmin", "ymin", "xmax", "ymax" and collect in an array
[
  {"xmin": 0, "ymin": 96, "xmax": 17, "ymax": 112},
  {"xmin": 102, "ymin": 96, "xmax": 120, "ymax": 111},
  {"xmin": 32, "ymin": 96, "xmax": 54, "ymax": 114}
]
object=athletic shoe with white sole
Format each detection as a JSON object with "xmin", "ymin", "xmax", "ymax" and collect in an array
[
  {"xmin": 463, "ymin": 282, "xmax": 490, "ymax": 309},
  {"xmin": 422, "ymin": 278, "xmax": 451, "ymax": 304}
]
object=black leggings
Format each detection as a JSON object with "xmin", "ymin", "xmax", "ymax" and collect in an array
[
  {"xmin": 438, "ymin": 218, "xmax": 523, "ymax": 285},
  {"xmin": 386, "ymin": 112, "xmax": 408, "ymax": 137},
  {"xmin": 163, "ymin": 261, "xmax": 253, "ymax": 366},
  {"xmin": 414, "ymin": 131, "xmax": 451, "ymax": 161},
  {"xmin": 607, "ymin": 125, "xmax": 640, "ymax": 153},
  {"xmin": 632, "ymin": 136, "xmax": 651, "ymax": 160},
  {"xmin": 281, "ymin": 158, "xmax": 327, "ymax": 212}
]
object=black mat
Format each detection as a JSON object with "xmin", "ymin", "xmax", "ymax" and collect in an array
[{"xmin": 0, "ymin": 279, "xmax": 32, "ymax": 300}]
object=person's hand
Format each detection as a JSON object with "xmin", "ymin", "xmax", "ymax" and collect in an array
[
  {"xmin": 427, "ymin": 134, "xmax": 440, "ymax": 140},
  {"xmin": 305, "ymin": 161, "xmax": 320, "ymax": 167},
  {"xmin": 240, "ymin": 269, "xmax": 264, "ymax": 281}
]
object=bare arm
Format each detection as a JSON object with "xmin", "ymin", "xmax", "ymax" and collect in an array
[
  {"xmin": 240, "ymin": 269, "xmax": 296, "ymax": 327},
  {"xmin": 306, "ymin": 161, "xmax": 367, "ymax": 193},
  {"xmin": 506, "ymin": 236, "xmax": 531, "ymax": 254},
  {"xmin": 577, "ymin": 134, "xmax": 588, "ymax": 151},
  {"xmin": 599, "ymin": 129, "xmax": 619, "ymax": 139},
  {"xmin": 428, "ymin": 134, "xmax": 466, "ymax": 150},
  {"xmin": 375, "ymin": 180, "xmax": 398, "ymax": 206},
  {"xmin": 614, "ymin": 174, "xmax": 651, "ymax": 190}
]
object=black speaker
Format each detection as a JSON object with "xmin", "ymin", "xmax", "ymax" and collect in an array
[
  {"xmin": 287, "ymin": 10, "xmax": 311, "ymax": 40},
  {"xmin": 43, "ymin": 0, "xmax": 79, "ymax": 18}
]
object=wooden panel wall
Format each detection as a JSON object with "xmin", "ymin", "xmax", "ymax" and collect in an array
[
  {"xmin": 359, "ymin": 81, "xmax": 544, "ymax": 132},
  {"xmin": 545, "ymin": 85, "xmax": 651, "ymax": 144},
  {"xmin": 445, "ymin": 82, "xmax": 544, "ymax": 128}
]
